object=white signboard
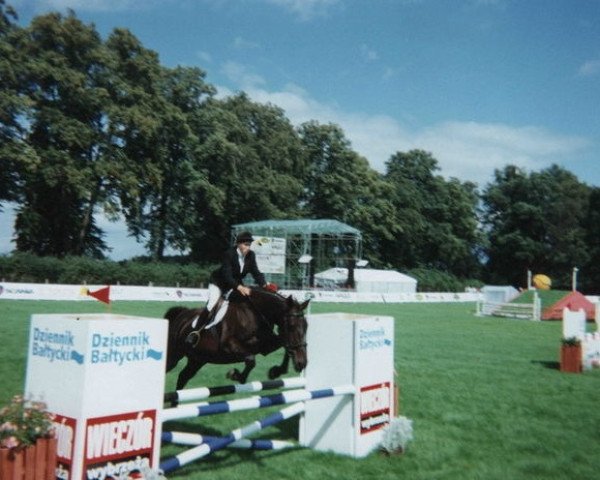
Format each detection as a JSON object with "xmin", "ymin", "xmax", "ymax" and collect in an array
[
  {"xmin": 251, "ymin": 236, "xmax": 286, "ymax": 274},
  {"xmin": 25, "ymin": 314, "xmax": 168, "ymax": 480},
  {"xmin": 300, "ymin": 312, "xmax": 394, "ymax": 458},
  {"xmin": 563, "ymin": 308, "xmax": 586, "ymax": 339}
]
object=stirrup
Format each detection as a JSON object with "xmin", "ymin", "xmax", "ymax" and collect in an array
[{"xmin": 186, "ymin": 330, "xmax": 201, "ymax": 347}]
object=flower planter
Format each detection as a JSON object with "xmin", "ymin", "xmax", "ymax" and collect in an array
[
  {"xmin": 560, "ymin": 344, "xmax": 582, "ymax": 373},
  {"xmin": 0, "ymin": 437, "xmax": 56, "ymax": 480}
]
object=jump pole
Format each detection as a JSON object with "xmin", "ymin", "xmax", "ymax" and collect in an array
[
  {"xmin": 164, "ymin": 377, "xmax": 307, "ymax": 404},
  {"xmin": 160, "ymin": 402, "xmax": 306, "ymax": 473},
  {"xmin": 160, "ymin": 385, "xmax": 355, "ymax": 422},
  {"xmin": 162, "ymin": 431, "xmax": 296, "ymax": 450}
]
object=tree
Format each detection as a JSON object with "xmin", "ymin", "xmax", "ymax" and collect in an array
[
  {"xmin": 298, "ymin": 121, "xmax": 399, "ymax": 265},
  {"xmin": 383, "ymin": 150, "xmax": 482, "ymax": 276},
  {"xmin": 189, "ymin": 93, "xmax": 306, "ymax": 261},
  {"xmin": 582, "ymin": 187, "xmax": 600, "ymax": 293},
  {"xmin": 144, "ymin": 66, "xmax": 217, "ymax": 260},
  {"xmin": 0, "ymin": 1, "xmax": 38, "ymax": 207},
  {"xmin": 12, "ymin": 11, "xmax": 113, "ymax": 257},
  {"xmin": 109, "ymin": 56, "xmax": 218, "ymax": 260},
  {"xmin": 102, "ymin": 27, "xmax": 170, "ymax": 259},
  {"xmin": 481, "ymin": 164, "xmax": 590, "ymax": 287}
]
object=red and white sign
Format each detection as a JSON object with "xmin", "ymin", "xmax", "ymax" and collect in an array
[
  {"xmin": 83, "ymin": 410, "xmax": 156, "ymax": 479},
  {"xmin": 359, "ymin": 382, "xmax": 391, "ymax": 434},
  {"xmin": 53, "ymin": 414, "xmax": 77, "ymax": 480}
]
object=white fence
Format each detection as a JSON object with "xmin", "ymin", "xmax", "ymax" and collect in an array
[
  {"xmin": 476, "ymin": 292, "xmax": 541, "ymax": 321},
  {"xmin": 0, "ymin": 281, "xmax": 481, "ymax": 303}
]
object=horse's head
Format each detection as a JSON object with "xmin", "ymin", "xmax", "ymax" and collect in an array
[{"xmin": 281, "ymin": 295, "xmax": 309, "ymax": 373}]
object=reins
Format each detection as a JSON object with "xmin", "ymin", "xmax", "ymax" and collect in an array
[{"xmin": 246, "ymin": 289, "xmax": 306, "ymax": 353}]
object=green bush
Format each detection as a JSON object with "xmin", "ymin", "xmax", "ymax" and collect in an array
[
  {"xmin": 0, "ymin": 254, "xmax": 487, "ymax": 292},
  {"xmin": 0, "ymin": 253, "xmax": 66, "ymax": 283},
  {"xmin": 0, "ymin": 253, "xmax": 214, "ymax": 287},
  {"xmin": 408, "ymin": 267, "xmax": 484, "ymax": 292}
]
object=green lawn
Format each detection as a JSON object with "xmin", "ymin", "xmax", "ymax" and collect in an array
[
  {"xmin": 1, "ymin": 300, "xmax": 599, "ymax": 480},
  {"xmin": 512, "ymin": 289, "xmax": 570, "ymax": 309}
]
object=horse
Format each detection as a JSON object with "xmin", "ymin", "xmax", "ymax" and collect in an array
[{"xmin": 164, "ymin": 287, "xmax": 309, "ymax": 391}]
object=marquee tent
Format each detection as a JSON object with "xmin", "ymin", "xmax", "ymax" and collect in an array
[
  {"xmin": 314, "ymin": 268, "xmax": 417, "ymax": 294},
  {"xmin": 481, "ymin": 285, "xmax": 519, "ymax": 304}
]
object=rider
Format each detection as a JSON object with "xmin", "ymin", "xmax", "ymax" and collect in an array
[{"xmin": 186, "ymin": 230, "xmax": 268, "ymax": 345}]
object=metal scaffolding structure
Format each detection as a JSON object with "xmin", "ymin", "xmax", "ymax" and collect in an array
[{"xmin": 232, "ymin": 219, "xmax": 363, "ymax": 289}]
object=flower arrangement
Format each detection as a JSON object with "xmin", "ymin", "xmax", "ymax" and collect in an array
[
  {"xmin": 0, "ymin": 395, "xmax": 55, "ymax": 451},
  {"xmin": 380, "ymin": 416, "xmax": 414, "ymax": 455},
  {"xmin": 140, "ymin": 466, "xmax": 168, "ymax": 480}
]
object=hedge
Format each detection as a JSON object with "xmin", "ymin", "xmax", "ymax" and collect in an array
[
  {"xmin": 0, "ymin": 253, "xmax": 214, "ymax": 288},
  {"xmin": 0, "ymin": 254, "xmax": 484, "ymax": 292}
]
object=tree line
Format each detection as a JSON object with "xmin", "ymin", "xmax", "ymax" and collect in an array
[{"xmin": 1, "ymin": 3, "xmax": 598, "ymax": 292}]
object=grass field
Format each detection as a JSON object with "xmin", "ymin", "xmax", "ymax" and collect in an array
[
  {"xmin": 1, "ymin": 300, "xmax": 599, "ymax": 480},
  {"xmin": 511, "ymin": 289, "xmax": 569, "ymax": 308}
]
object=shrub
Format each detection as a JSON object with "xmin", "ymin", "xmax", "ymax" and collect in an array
[
  {"xmin": 408, "ymin": 267, "xmax": 484, "ymax": 292},
  {"xmin": 0, "ymin": 253, "xmax": 214, "ymax": 287}
]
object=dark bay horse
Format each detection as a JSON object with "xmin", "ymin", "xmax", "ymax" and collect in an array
[{"xmin": 164, "ymin": 287, "xmax": 309, "ymax": 391}]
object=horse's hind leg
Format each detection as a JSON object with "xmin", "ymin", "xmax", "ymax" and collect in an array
[
  {"xmin": 227, "ymin": 355, "xmax": 256, "ymax": 384},
  {"xmin": 268, "ymin": 351, "xmax": 290, "ymax": 379},
  {"xmin": 176, "ymin": 358, "xmax": 206, "ymax": 391}
]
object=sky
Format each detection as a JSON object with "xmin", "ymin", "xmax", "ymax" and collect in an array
[{"xmin": 2, "ymin": 0, "xmax": 600, "ymax": 259}]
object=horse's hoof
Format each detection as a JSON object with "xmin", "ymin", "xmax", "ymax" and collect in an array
[
  {"xmin": 226, "ymin": 369, "xmax": 240, "ymax": 382},
  {"xmin": 268, "ymin": 366, "xmax": 281, "ymax": 379},
  {"xmin": 185, "ymin": 331, "xmax": 200, "ymax": 347}
]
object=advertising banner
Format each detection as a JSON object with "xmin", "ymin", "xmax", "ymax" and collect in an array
[
  {"xmin": 25, "ymin": 314, "xmax": 168, "ymax": 479},
  {"xmin": 252, "ymin": 236, "xmax": 286, "ymax": 274}
]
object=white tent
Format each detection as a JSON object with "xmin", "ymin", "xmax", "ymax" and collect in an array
[
  {"xmin": 481, "ymin": 285, "xmax": 519, "ymax": 304},
  {"xmin": 314, "ymin": 268, "xmax": 417, "ymax": 293}
]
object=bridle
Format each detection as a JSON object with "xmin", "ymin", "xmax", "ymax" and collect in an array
[
  {"xmin": 280, "ymin": 309, "xmax": 307, "ymax": 355},
  {"xmin": 247, "ymin": 288, "xmax": 307, "ymax": 354}
]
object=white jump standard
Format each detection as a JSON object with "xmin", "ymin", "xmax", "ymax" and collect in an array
[{"xmin": 24, "ymin": 314, "xmax": 168, "ymax": 480}]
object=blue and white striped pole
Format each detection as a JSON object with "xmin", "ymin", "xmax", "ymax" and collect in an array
[
  {"xmin": 161, "ymin": 385, "xmax": 355, "ymax": 422},
  {"xmin": 162, "ymin": 431, "xmax": 296, "ymax": 450},
  {"xmin": 164, "ymin": 377, "xmax": 306, "ymax": 404},
  {"xmin": 160, "ymin": 402, "xmax": 305, "ymax": 473}
]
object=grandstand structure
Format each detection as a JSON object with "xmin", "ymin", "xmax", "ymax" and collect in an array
[{"xmin": 232, "ymin": 219, "xmax": 363, "ymax": 289}]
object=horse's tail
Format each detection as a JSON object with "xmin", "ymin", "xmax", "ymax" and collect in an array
[
  {"xmin": 164, "ymin": 306, "xmax": 188, "ymax": 322},
  {"xmin": 164, "ymin": 306, "xmax": 191, "ymax": 372}
]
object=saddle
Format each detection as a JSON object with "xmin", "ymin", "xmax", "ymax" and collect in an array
[{"xmin": 186, "ymin": 299, "xmax": 226, "ymax": 346}]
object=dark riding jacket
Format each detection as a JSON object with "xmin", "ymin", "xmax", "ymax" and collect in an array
[{"xmin": 209, "ymin": 247, "xmax": 266, "ymax": 292}]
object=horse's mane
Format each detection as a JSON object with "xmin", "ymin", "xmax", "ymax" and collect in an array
[
  {"xmin": 250, "ymin": 286, "xmax": 289, "ymax": 302},
  {"xmin": 248, "ymin": 287, "xmax": 299, "ymax": 317}
]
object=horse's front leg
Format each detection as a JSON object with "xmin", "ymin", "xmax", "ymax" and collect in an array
[
  {"xmin": 176, "ymin": 358, "xmax": 205, "ymax": 391},
  {"xmin": 227, "ymin": 355, "xmax": 256, "ymax": 384},
  {"xmin": 258, "ymin": 334, "xmax": 289, "ymax": 379},
  {"xmin": 268, "ymin": 351, "xmax": 290, "ymax": 379}
]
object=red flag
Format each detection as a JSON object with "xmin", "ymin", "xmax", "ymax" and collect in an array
[{"xmin": 87, "ymin": 286, "xmax": 111, "ymax": 304}]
